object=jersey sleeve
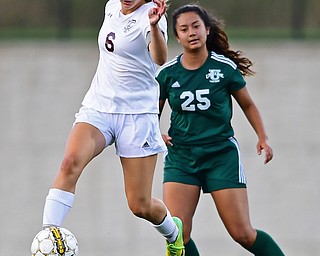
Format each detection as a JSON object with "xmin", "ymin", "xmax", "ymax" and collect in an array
[
  {"xmin": 105, "ymin": 0, "xmax": 118, "ymax": 14},
  {"xmin": 228, "ymin": 68, "xmax": 246, "ymax": 91}
]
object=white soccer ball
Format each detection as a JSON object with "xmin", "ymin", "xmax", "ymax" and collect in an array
[{"xmin": 31, "ymin": 227, "xmax": 79, "ymax": 256}]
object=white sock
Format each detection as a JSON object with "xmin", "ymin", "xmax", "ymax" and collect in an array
[
  {"xmin": 42, "ymin": 188, "xmax": 75, "ymax": 227},
  {"xmin": 153, "ymin": 209, "xmax": 179, "ymax": 243}
]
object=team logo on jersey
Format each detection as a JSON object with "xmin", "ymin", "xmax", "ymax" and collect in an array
[
  {"xmin": 206, "ymin": 69, "xmax": 224, "ymax": 83},
  {"xmin": 124, "ymin": 19, "xmax": 136, "ymax": 33}
]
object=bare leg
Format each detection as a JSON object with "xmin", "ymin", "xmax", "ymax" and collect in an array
[
  {"xmin": 163, "ymin": 182, "xmax": 201, "ymax": 243},
  {"xmin": 120, "ymin": 154, "xmax": 167, "ymax": 224},
  {"xmin": 53, "ymin": 122, "xmax": 106, "ymax": 193},
  {"xmin": 43, "ymin": 122, "xmax": 106, "ymax": 226},
  {"xmin": 213, "ymin": 189, "xmax": 284, "ymax": 254},
  {"xmin": 211, "ymin": 188, "xmax": 257, "ymax": 248}
]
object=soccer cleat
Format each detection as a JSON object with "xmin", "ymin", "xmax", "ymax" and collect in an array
[{"xmin": 166, "ymin": 217, "xmax": 185, "ymax": 256}]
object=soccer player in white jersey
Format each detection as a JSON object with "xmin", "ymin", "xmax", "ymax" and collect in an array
[{"xmin": 40, "ymin": 0, "xmax": 184, "ymax": 255}]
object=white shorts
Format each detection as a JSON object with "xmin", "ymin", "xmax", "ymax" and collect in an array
[{"xmin": 74, "ymin": 106, "xmax": 167, "ymax": 158}]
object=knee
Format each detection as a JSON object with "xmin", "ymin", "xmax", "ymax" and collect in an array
[
  {"xmin": 59, "ymin": 154, "xmax": 82, "ymax": 177},
  {"xmin": 127, "ymin": 198, "xmax": 150, "ymax": 219},
  {"xmin": 229, "ymin": 228, "xmax": 256, "ymax": 248}
]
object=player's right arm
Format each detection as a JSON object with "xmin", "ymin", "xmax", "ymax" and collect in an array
[{"xmin": 148, "ymin": 0, "xmax": 167, "ymax": 65}]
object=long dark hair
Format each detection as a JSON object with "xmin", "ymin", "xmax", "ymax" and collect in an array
[{"xmin": 172, "ymin": 4, "xmax": 254, "ymax": 76}]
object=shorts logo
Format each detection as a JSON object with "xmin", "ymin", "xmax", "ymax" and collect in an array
[
  {"xmin": 206, "ymin": 69, "xmax": 224, "ymax": 83},
  {"xmin": 142, "ymin": 141, "xmax": 150, "ymax": 148}
]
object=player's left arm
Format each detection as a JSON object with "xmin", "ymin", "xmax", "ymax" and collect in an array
[
  {"xmin": 232, "ymin": 87, "xmax": 273, "ymax": 164},
  {"xmin": 148, "ymin": 0, "xmax": 167, "ymax": 65}
]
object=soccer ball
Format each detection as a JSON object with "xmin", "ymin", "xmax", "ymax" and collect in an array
[{"xmin": 31, "ymin": 226, "xmax": 79, "ymax": 256}]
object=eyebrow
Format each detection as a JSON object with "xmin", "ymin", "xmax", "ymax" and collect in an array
[{"xmin": 178, "ymin": 20, "xmax": 201, "ymax": 28}]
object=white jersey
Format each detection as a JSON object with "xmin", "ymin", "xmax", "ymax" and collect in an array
[{"xmin": 82, "ymin": 0, "xmax": 168, "ymax": 114}]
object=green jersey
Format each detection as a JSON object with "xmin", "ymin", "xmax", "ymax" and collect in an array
[{"xmin": 156, "ymin": 51, "xmax": 246, "ymax": 146}]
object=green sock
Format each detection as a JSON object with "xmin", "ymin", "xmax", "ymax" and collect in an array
[
  {"xmin": 185, "ymin": 238, "xmax": 200, "ymax": 256},
  {"xmin": 248, "ymin": 230, "xmax": 285, "ymax": 256}
]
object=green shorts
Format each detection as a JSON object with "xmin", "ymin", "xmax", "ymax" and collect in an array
[{"xmin": 163, "ymin": 137, "xmax": 247, "ymax": 193}]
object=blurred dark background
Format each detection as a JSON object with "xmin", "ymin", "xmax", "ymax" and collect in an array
[{"xmin": 1, "ymin": 0, "xmax": 319, "ymax": 40}]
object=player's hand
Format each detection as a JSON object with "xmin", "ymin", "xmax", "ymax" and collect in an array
[
  {"xmin": 162, "ymin": 134, "xmax": 173, "ymax": 146},
  {"xmin": 148, "ymin": 0, "xmax": 166, "ymax": 26},
  {"xmin": 257, "ymin": 139, "xmax": 273, "ymax": 164}
]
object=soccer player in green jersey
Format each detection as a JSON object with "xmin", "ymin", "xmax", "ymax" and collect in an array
[{"xmin": 156, "ymin": 4, "xmax": 284, "ymax": 255}]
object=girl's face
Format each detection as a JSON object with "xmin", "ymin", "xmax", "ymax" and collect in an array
[
  {"xmin": 175, "ymin": 12, "xmax": 209, "ymax": 51},
  {"xmin": 120, "ymin": 0, "xmax": 146, "ymax": 14}
]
